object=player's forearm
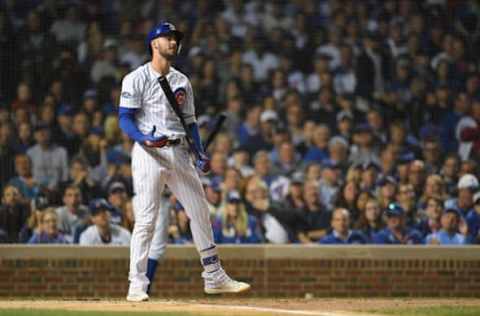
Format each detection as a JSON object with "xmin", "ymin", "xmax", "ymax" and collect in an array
[
  {"xmin": 118, "ymin": 107, "xmax": 146, "ymax": 143},
  {"xmin": 188, "ymin": 122, "xmax": 204, "ymax": 153}
]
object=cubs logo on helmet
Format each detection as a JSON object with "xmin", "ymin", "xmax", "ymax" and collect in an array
[{"xmin": 146, "ymin": 22, "xmax": 184, "ymax": 55}]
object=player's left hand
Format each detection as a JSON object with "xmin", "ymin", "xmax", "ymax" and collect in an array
[{"xmin": 195, "ymin": 152, "xmax": 211, "ymax": 174}]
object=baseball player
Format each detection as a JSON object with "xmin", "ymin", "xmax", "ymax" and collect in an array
[{"xmin": 119, "ymin": 22, "xmax": 250, "ymax": 302}]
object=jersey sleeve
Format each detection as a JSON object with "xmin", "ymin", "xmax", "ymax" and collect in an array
[
  {"xmin": 183, "ymin": 80, "xmax": 196, "ymax": 125},
  {"xmin": 119, "ymin": 73, "xmax": 142, "ymax": 109}
]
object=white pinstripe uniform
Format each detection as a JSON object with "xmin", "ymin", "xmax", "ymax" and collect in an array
[{"xmin": 120, "ymin": 62, "xmax": 222, "ymax": 293}]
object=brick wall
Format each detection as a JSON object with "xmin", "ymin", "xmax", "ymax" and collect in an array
[{"xmin": 1, "ymin": 245, "xmax": 480, "ymax": 298}]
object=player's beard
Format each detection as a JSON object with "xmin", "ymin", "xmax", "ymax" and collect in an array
[{"xmin": 159, "ymin": 47, "xmax": 177, "ymax": 61}]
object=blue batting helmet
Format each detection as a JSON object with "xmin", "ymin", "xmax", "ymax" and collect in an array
[{"xmin": 146, "ymin": 22, "xmax": 183, "ymax": 55}]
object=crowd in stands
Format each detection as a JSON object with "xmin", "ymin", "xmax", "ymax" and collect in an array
[{"xmin": 1, "ymin": 0, "xmax": 480, "ymax": 246}]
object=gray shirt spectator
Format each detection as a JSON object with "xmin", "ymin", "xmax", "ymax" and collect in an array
[
  {"xmin": 55, "ymin": 185, "xmax": 89, "ymax": 243},
  {"xmin": 79, "ymin": 199, "xmax": 130, "ymax": 245},
  {"xmin": 27, "ymin": 125, "xmax": 68, "ymax": 190},
  {"xmin": 79, "ymin": 224, "xmax": 131, "ymax": 245}
]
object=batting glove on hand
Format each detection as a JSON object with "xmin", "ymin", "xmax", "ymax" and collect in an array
[
  {"xmin": 143, "ymin": 126, "xmax": 168, "ymax": 148},
  {"xmin": 195, "ymin": 152, "xmax": 211, "ymax": 174}
]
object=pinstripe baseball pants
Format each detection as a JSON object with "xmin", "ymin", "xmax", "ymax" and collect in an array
[{"xmin": 128, "ymin": 141, "xmax": 217, "ymax": 292}]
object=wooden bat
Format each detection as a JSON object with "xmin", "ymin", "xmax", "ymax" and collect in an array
[{"xmin": 204, "ymin": 113, "xmax": 227, "ymax": 150}]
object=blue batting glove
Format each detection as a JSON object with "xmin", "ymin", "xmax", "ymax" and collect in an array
[
  {"xmin": 195, "ymin": 152, "xmax": 211, "ymax": 174},
  {"xmin": 143, "ymin": 126, "xmax": 168, "ymax": 148}
]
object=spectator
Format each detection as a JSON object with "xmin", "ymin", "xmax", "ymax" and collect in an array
[
  {"xmin": 79, "ymin": 198, "xmax": 131, "ymax": 245},
  {"xmin": 0, "ymin": 185, "xmax": 30, "ymax": 243},
  {"xmin": 425, "ymin": 208, "xmax": 467, "ymax": 245},
  {"xmin": 90, "ymin": 40, "xmax": 118, "ymax": 83},
  {"xmin": 202, "ymin": 177, "xmax": 223, "ymax": 218},
  {"xmin": 320, "ymin": 208, "xmax": 367, "ymax": 244},
  {"xmin": 58, "ymin": 157, "xmax": 99, "ymax": 204},
  {"xmin": 242, "ymin": 34, "xmax": 279, "ymax": 82},
  {"xmin": 355, "ymin": 197, "xmax": 384, "ymax": 242},
  {"xmin": 318, "ymin": 161, "xmax": 341, "ymax": 211},
  {"xmin": 273, "ymin": 141, "xmax": 298, "ymax": 177},
  {"xmin": 49, "ymin": 6, "xmax": 86, "ymax": 45},
  {"xmin": 27, "ymin": 123, "xmax": 69, "ymax": 190},
  {"xmin": 376, "ymin": 176, "xmax": 397, "ymax": 209},
  {"xmin": 297, "ymin": 180, "xmax": 331, "ymax": 243},
  {"xmin": 244, "ymin": 176, "xmax": 289, "ymax": 243},
  {"xmin": 106, "ymin": 181, "xmax": 128, "ymax": 225},
  {"xmin": 55, "ymin": 185, "xmax": 90, "ymax": 243},
  {"xmin": 466, "ymin": 192, "xmax": 480, "ymax": 244},
  {"xmin": 168, "ymin": 202, "xmax": 193, "ymax": 244},
  {"xmin": 446, "ymin": 174, "xmax": 477, "ymax": 215},
  {"xmin": 10, "ymin": 82, "xmax": 36, "ymax": 112},
  {"xmin": 13, "ymin": 122, "xmax": 34, "ymax": 154},
  {"xmin": 253, "ymin": 151, "xmax": 277, "ymax": 186},
  {"xmin": 458, "ymin": 99, "xmax": 480, "ymax": 161},
  {"xmin": 349, "ymin": 125, "xmax": 380, "ymax": 167},
  {"xmin": 373, "ymin": 203, "xmax": 423, "ymax": 245},
  {"xmin": 8, "ymin": 153, "xmax": 41, "ymax": 200},
  {"xmin": 416, "ymin": 196, "xmax": 444, "ymax": 239},
  {"xmin": 28, "ymin": 209, "xmax": 68, "ymax": 244},
  {"xmin": 421, "ymin": 137, "xmax": 443, "ymax": 174},
  {"xmin": 360, "ymin": 162, "xmax": 380, "ymax": 193},
  {"xmin": 419, "ymin": 175, "xmax": 447, "ymax": 209},
  {"xmin": 328, "ymin": 136, "xmax": 349, "ymax": 171},
  {"xmin": 209, "ymin": 152, "xmax": 228, "ymax": 180},
  {"xmin": 19, "ymin": 193, "xmax": 50, "ymax": 243},
  {"xmin": 396, "ymin": 183, "xmax": 419, "ymax": 227},
  {"xmin": 237, "ymin": 106, "xmax": 261, "ymax": 146},
  {"xmin": 0, "ymin": 122, "xmax": 15, "ymax": 189},
  {"xmin": 335, "ymin": 180, "xmax": 360, "ymax": 221},
  {"xmin": 440, "ymin": 154, "xmax": 460, "ymax": 196},
  {"xmin": 222, "ymin": 167, "xmax": 243, "ymax": 194},
  {"xmin": 228, "ymin": 147, "xmax": 254, "ymax": 178},
  {"xmin": 355, "ymin": 31, "xmax": 386, "ymax": 100},
  {"xmin": 304, "ymin": 124, "xmax": 330, "ymax": 163},
  {"xmin": 54, "ymin": 104, "xmax": 77, "ymax": 157},
  {"xmin": 213, "ymin": 191, "xmax": 262, "ymax": 244},
  {"xmin": 408, "ymin": 160, "xmax": 427, "ymax": 198}
]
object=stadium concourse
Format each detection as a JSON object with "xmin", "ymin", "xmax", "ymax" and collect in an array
[{"xmin": 1, "ymin": 0, "xmax": 480, "ymax": 248}]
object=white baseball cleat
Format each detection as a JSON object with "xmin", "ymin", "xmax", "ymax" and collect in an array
[
  {"xmin": 126, "ymin": 290, "xmax": 149, "ymax": 302},
  {"xmin": 204, "ymin": 279, "xmax": 251, "ymax": 294}
]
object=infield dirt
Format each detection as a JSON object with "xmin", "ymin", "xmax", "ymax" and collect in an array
[{"xmin": 1, "ymin": 298, "xmax": 480, "ymax": 316}]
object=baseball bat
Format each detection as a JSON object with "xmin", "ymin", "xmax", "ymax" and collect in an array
[
  {"xmin": 157, "ymin": 76, "xmax": 198, "ymax": 157},
  {"xmin": 204, "ymin": 113, "xmax": 227, "ymax": 150}
]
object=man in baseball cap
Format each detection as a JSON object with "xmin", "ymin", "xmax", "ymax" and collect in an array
[
  {"xmin": 372, "ymin": 203, "xmax": 422, "ymax": 244},
  {"xmin": 445, "ymin": 173, "xmax": 478, "ymax": 216},
  {"xmin": 79, "ymin": 199, "xmax": 131, "ymax": 245},
  {"xmin": 425, "ymin": 208, "xmax": 467, "ymax": 245}
]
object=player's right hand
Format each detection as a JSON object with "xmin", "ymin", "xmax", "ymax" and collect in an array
[
  {"xmin": 195, "ymin": 152, "xmax": 211, "ymax": 174},
  {"xmin": 143, "ymin": 126, "xmax": 168, "ymax": 148}
]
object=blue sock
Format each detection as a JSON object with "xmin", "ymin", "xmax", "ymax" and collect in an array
[{"xmin": 146, "ymin": 258, "xmax": 158, "ymax": 294}]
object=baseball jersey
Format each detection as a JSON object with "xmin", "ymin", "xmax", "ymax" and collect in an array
[
  {"xmin": 79, "ymin": 224, "xmax": 131, "ymax": 245},
  {"xmin": 119, "ymin": 62, "xmax": 196, "ymax": 139}
]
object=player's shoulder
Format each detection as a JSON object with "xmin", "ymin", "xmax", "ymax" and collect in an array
[
  {"xmin": 122, "ymin": 63, "xmax": 150, "ymax": 85},
  {"xmin": 170, "ymin": 66, "xmax": 190, "ymax": 82}
]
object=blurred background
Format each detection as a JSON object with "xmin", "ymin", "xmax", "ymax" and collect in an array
[{"xmin": 1, "ymin": 0, "xmax": 480, "ymax": 246}]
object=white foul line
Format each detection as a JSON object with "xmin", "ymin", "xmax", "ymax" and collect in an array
[{"xmin": 189, "ymin": 303, "xmax": 373, "ymax": 316}]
